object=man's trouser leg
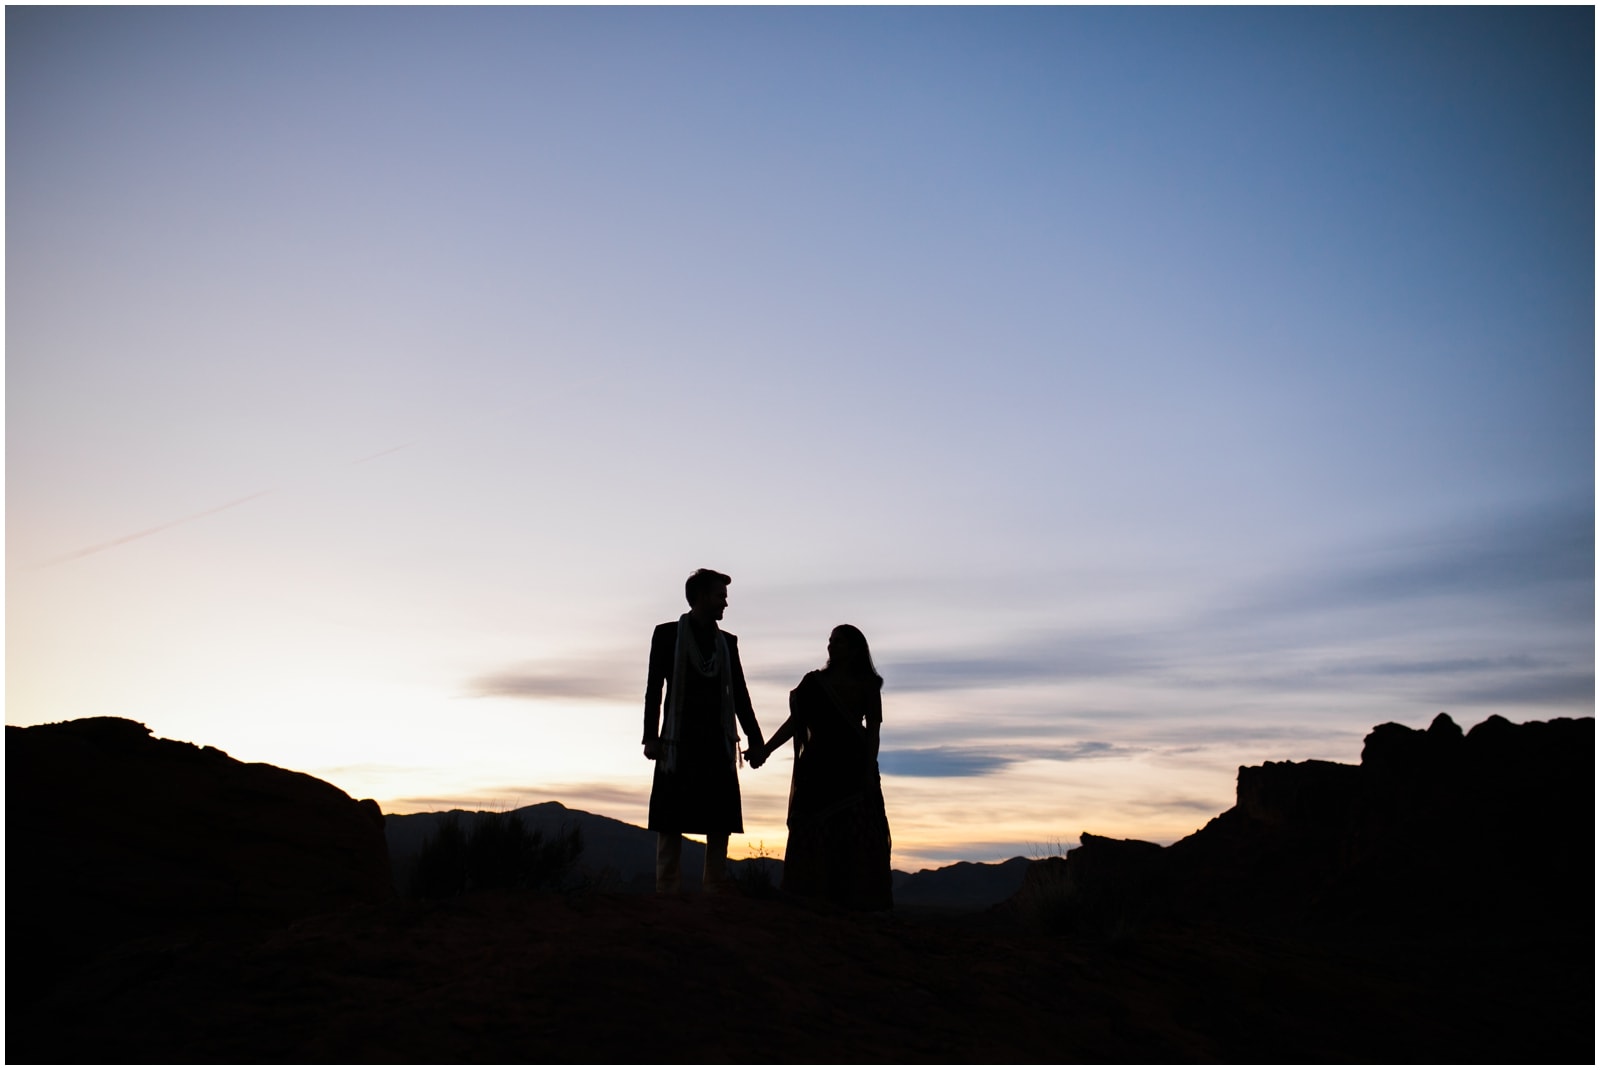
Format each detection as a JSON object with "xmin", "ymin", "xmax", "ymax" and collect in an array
[
  {"xmin": 656, "ymin": 832, "xmax": 683, "ymax": 893},
  {"xmin": 703, "ymin": 831, "xmax": 730, "ymax": 893}
]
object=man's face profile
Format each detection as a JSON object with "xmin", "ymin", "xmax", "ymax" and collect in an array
[{"xmin": 697, "ymin": 583, "xmax": 728, "ymax": 621}]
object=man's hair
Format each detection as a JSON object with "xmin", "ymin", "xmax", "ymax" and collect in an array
[{"xmin": 685, "ymin": 568, "xmax": 732, "ymax": 607}]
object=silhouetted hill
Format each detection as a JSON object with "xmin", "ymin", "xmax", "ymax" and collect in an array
[
  {"xmin": 892, "ymin": 857, "xmax": 1031, "ymax": 909},
  {"xmin": 7, "ymin": 717, "xmax": 389, "ymax": 1002}
]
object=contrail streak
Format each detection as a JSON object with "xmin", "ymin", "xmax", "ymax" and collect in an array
[
  {"xmin": 28, "ymin": 489, "xmax": 278, "ymax": 569},
  {"xmin": 25, "ymin": 443, "xmax": 415, "ymax": 570},
  {"xmin": 345, "ymin": 442, "xmax": 415, "ymax": 466}
]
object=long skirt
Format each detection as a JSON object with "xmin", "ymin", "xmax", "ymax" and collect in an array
[{"xmin": 781, "ymin": 776, "xmax": 892, "ymax": 911}]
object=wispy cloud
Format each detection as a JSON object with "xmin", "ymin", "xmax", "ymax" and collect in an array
[
  {"xmin": 880, "ymin": 641, "xmax": 1157, "ymax": 692},
  {"xmin": 308, "ymin": 762, "xmax": 428, "ymax": 779},
  {"xmin": 461, "ymin": 501, "xmax": 1592, "ymax": 771},
  {"xmin": 895, "ymin": 841, "xmax": 1061, "ymax": 867},
  {"xmin": 1220, "ymin": 501, "xmax": 1593, "ymax": 623},
  {"xmin": 1171, "ymin": 654, "xmax": 1587, "ymax": 699},
  {"xmin": 1309, "ymin": 655, "xmax": 1552, "ymax": 678},
  {"xmin": 880, "ymin": 748, "xmax": 1013, "ymax": 778},
  {"xmin": 880, "ymin": 740, "xmax": 1128, "ymax": 778},
  {"xmin": 469, "ymin": 665, "xmax": 635, "ymax": 702},
  {"xmin": 859, "ymin": 503, "xmax": 1593, "ymax": 709},
  {"xmin": 1121, "ymin": 795, "xmax": 1235, "ymax": 816},
  {"xmin": 1442, "ymin": 672, "xmax": 1594, "ymax": 707}
]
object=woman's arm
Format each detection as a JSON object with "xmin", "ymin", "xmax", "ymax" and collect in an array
[
  {"xmin": 752, "ymin": 716, "xmax": 798, "ymax": 766},
  {"xmin": 748, "ymin": 681, "xmax": 809, "ymax": 767},
  {"xmin": 867, "ymin": 686, "xmax": 883, "ymax": 760}
]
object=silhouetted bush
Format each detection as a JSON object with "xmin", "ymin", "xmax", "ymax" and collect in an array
[
  {"xmin": 1017, "ymin": 856, "xmax": 1074, "ymax": 936},
  {"xmin": 410, "ymin": 815, "xmax": 469, "ymax": 899},
  {"xmin": 409, "ymin": 813, "xmax": 583, "ymax": 899},
  {"xmin": 731, "ymin": 842, "xmax": 780, "ymax": 900}
]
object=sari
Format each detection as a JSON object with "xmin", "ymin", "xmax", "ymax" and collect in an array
[{"xmin": 779, "ymin": 670, "xmax": 893, "ymax": 910}]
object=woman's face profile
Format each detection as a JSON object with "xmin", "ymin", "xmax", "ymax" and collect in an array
[
  {"xmin": 827, "ymin": 629, "xmax": 842, "ymax": 663},
  {"xmin": 829, "ymin": 627, "xmax": 860, "ymax": 668}
]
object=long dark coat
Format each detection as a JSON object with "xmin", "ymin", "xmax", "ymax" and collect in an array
[{"xmin": 642, "ymin": 621, "xmax": 763, "ymax": 834}]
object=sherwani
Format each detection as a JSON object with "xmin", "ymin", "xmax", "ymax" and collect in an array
[{"xmin": 642, "ymin": 620, "xmax": 762, "ymax": 833}]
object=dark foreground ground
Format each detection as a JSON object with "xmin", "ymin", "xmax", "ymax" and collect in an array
[{"xmin": 15, "ymin": 888, "xmax": 1590, "ymax": 1063}]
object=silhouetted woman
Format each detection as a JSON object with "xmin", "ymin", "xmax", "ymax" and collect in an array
[{"xmin": 746, "ymin": 625, "xmax": 893, "ymax": 911}]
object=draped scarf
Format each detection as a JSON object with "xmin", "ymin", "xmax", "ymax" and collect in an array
[{"xmin": 660, "ymin": 613, "xmax": 740, "ymax": 773}]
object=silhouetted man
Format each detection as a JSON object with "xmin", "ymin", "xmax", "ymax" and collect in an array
[{"xmin": 643, "ymin": 568, "xmax": 765, "ymax": 893}]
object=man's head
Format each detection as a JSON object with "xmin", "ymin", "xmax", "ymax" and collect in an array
[{"xmin": 685, "ymin": 568, "xmax": 731, "ymax": 621}]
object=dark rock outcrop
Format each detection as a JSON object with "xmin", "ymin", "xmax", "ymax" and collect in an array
[
  {"xmin": 8, "ymin": 717, "xmax": 391, "ymax": 1001},
  {"xmin": 1011, "ymin": 713, "xmax": 1594, "ymax": 934}
]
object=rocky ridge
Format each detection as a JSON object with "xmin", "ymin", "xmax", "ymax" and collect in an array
[{"xmin": 1010, "ymin": 712, "xmax": 1594, "ymax": 934}]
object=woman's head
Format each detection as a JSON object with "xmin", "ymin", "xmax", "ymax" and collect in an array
[{"xmin": 826, "ymin": 624, "xmax": 882, "ymax": 686}]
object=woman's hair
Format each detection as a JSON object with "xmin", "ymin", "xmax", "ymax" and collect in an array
[{"xmin": 826, "ymin": 624, "xmax": 883, "ymax": 687}]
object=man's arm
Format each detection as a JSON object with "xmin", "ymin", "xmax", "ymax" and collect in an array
[
  {"xmin": 726, "ymin": 634, "xmax": 764, "ymax": 751},
  {"xmin": 643, "ymin": 624, "xmax": 672, "ymax": 759}
]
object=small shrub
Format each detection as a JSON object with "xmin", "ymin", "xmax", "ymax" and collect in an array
[
  {"xmin": 731, "ymin": 840, "xmax": 780, "ymax": 899},
  {"xmin": 1017, "ymin": 856, "xmax": 1076, "ymax": 935},
  {"xmin": 527, "ymin": 822, "xmax": 584, "ymax": 891}
]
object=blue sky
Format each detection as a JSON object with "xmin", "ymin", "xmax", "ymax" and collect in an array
[{"xmin": 7, "ymin": 7, "xmax": 1592, "ymax": 867}]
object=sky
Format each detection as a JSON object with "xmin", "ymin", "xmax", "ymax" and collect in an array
[{"xmin": 7, "ymin": 6, "xmax": 1593, "ymax": 869}]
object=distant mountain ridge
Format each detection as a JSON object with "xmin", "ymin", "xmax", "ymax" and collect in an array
[
  {"xmin": 385, "ymin": 802, "xmax": 1030, "ymax": 908},
  {"xmin": 893, "ymin": 857, "xmax": 1033, "ymax": 910}
]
